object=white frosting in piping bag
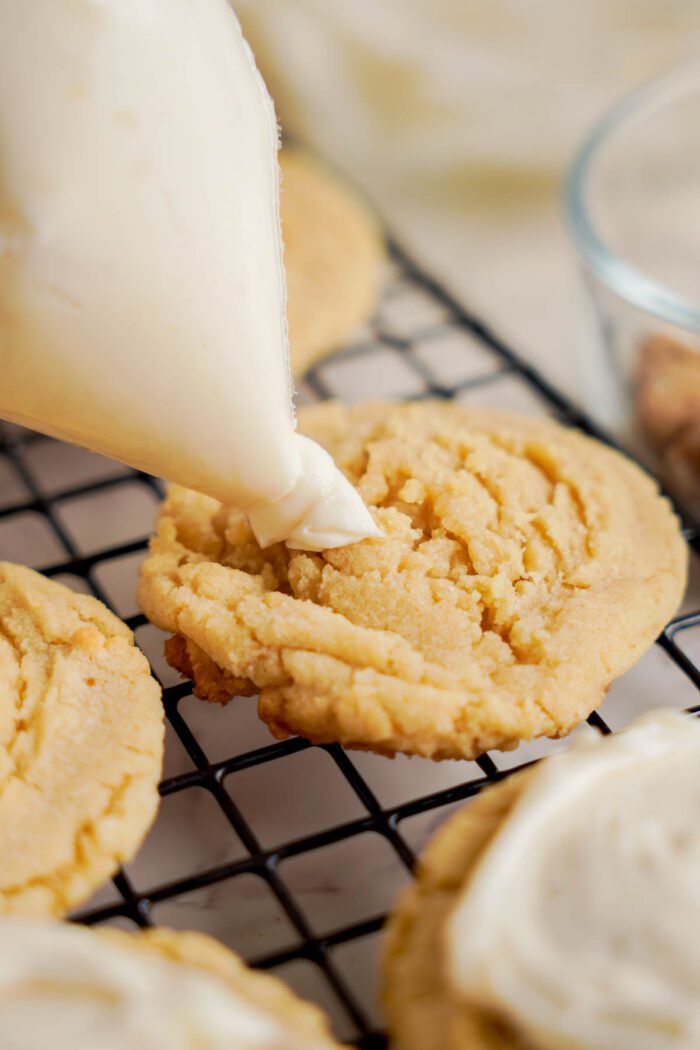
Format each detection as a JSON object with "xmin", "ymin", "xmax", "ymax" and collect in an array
[
  {"xmin": 0, "ymin": 0, "xmax": 379, "ymax": 551},
  {"xmin": 0, "ymin": 918, "xmax": 324, "ymax": 1049},
  {"xmin": 447, "ymin": 710, "xmax": 700, "ymax": 1050},
  {"xmin": 249, "ymin": 435, "xmax": 382, "ymax": 550}
]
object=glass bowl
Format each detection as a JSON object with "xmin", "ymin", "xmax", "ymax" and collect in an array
[{"xmin": 566, "ymin": 61, "xmax": 700, "ymax": 519}]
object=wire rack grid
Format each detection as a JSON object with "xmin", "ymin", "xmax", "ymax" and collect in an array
[{"xmin": 1, "ymin": 241, "xmax": 700, "ymax": 1048}]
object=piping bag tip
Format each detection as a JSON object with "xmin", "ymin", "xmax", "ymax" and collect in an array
[{"xmin": 248, "ymin": 434, "xmax": 383, "ymax": 552}]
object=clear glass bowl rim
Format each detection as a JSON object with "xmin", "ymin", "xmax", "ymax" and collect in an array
[{"xmin": 565, "ymin": 59, "xmax": 700, "ymax": 333}]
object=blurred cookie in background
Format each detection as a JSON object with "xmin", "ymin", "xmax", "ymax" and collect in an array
[{"xmin": 280, "ymin": 148, "xmax": 385, "ymax": 376}]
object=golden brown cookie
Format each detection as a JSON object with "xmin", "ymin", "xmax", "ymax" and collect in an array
[
  {"xmin": 0, "ymin": 563, "xmax": 163, "ymax": 915},
  {"xmin": 280, "ymin": 148, "xmax": 385, "ymax": 375},
  {"xmin": 139, "ymin": 402, "xmax": 686, "ymax": 760},
  {"xmin": 383, "ymin": 775, "xmax": 531, "ymax": 1050}
]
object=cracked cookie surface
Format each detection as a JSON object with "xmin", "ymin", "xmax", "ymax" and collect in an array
[
  {"xmin": 139, "ymin": 402, "xmax": 686, "ymax": 760},
  {"xmin": 0, "ymin": 563, "xmax": 163, "ymax": 915}
]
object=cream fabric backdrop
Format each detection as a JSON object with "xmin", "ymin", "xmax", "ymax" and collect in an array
[{"xmin": 237, "ymin": 0, "xmax": 700, "ymax": 403}]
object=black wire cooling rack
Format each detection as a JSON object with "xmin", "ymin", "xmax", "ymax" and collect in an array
[{"xmin": 1, "ymin": 241, "xmax": 700, "ymax": 1048}]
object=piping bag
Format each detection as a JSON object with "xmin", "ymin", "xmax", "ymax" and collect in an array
[{"xmin": 0, "ymin": 0, "xmax": 381, "ymax": 552}]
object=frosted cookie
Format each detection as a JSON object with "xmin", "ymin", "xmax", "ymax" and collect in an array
[
  {"xmin": 0, "ymin": 918, "xmax": 342, "ymax": 1048},
  {"xmin": 383, "ymin": 710, "xmax": 700, "ymax": 1050},
  {"xmin": 139, "ymin": 402, "xmax": 686, "ymax": 760},
  {"xmin": 0, "ymin": 563, "xmax": 163, "ymax": 915},
  {"xmin": 280, "ymin": 148, "xmax": 385, "ymax": 375}
]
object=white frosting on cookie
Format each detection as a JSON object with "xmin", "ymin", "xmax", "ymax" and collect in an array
[
  {"xmin": 0, "ymin": 919, "xmax": 318, "ymax": 1049},
  {"xmin": 249, "ymin": 435, "xmax": 382, "ymax": 550},
  {"xmin": 447, "ymin": 710, "xmax": 700, "ymax": 1050},
  {"xmin": 0, "ymin": 0, "xmax": 378, "ymax": 552}
]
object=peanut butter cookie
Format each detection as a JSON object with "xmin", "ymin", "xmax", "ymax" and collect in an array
[
  {"xmin": 0, "ymin": 563, "xmax": 163, "ymax": 915},
  {"xmin": 280, "ymin": 148, "xmax": 385, "ymax": 375},
  {"xmin": 139, "ymin": 402, "xmax": 685, "ymax": 760}
]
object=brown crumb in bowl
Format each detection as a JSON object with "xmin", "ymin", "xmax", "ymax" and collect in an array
[
  {"xmin": 636, "ymin": 334, "xmax": 700, "ymax": 513},
  {"xmin": 140, "ymin": 402, "xmax": 685, "ymax": 761}
]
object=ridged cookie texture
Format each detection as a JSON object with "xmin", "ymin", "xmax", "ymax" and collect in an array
[
  {"xmin": 139, "ymin": 401, "xmax": 686, "ymax": 760},
  {"xmin": 382, "ymin": 775, "xmax": 531, "ymax": 1050},
  {"xmin": 0, "ymin": 563, "xmax": 163, "ymax": 915},
  {"xmin": 280, "ymin": 148, "xmax": 385, "ymax": 375}
]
